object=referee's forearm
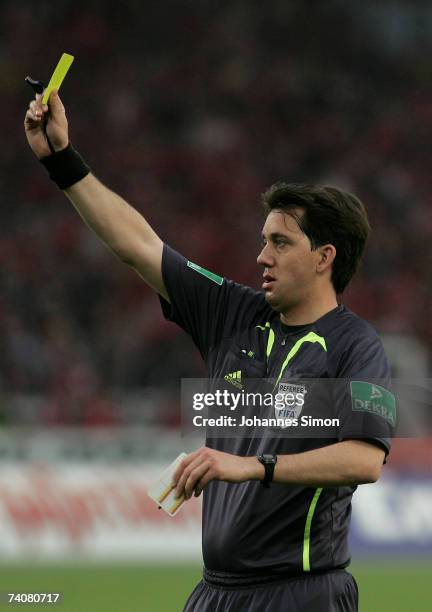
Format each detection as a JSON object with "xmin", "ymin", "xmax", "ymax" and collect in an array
[
  {"xmin": 269, "ymin": 440, "xmax": 384, "ymax": 487},
  {"xmin": 63, "ymin": 173, "xmax": 167, "ymax": 297},
  {"xmin": 64, "ymin": 174, "xmax": 157, "ymax": 262}
]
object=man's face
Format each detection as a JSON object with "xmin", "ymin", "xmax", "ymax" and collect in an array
[{"xmin": 257, "ymin": 209, "xmax": 322, "ymax": 312}]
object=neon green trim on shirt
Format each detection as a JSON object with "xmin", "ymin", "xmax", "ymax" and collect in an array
[
  {"xmin": 255, "ymin": 322, "xmax": 275, "ymax": 359},
  {"xmin": 266, "ymin": 327, "xmax": 275, "ymax": 359},
  {"xmin": 274, "ymin": 331, "xmax": 327, "ymax": 389},
  {"xmin": 303, "ymin": 487, "xmax": 323, "ymax": 572}
]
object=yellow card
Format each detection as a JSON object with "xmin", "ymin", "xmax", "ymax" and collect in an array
[{"xmin": 42, "ymin": 53, "xmax": 74, "ymax": 104}]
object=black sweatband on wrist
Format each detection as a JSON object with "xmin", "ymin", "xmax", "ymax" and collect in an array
[{"xmin": 40, "ymin": 143, "xmax": 90, "ymax": 190}]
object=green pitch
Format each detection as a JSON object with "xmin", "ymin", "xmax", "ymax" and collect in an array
[{"xmin": 0, "ymin": 562, "xmax": 430, "ymax": 611}]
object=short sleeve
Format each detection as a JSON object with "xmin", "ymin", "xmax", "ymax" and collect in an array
[
  {"xmin": 333, "ymin": 330, "xmax": 395, "ymax": 456},
  {"xmin": 159, "ymin": 244, "xmax": 269, "ymax": 360}
]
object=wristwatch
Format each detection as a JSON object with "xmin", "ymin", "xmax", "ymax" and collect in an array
[{"xmin": 257, "ymin": 454, "xmax": 278, "ymax": 488}]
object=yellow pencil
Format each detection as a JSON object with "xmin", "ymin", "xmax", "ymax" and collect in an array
[
  {"xmin": 157, "ymin": 483, "xmax": 175, "ymax": 504},
  {"xmin": 169, "ymin": 496, "xmax": 185, "ymax": 515}
]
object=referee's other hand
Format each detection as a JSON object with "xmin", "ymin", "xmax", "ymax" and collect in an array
[{"xmin": 24, "ymin": 90, "xmax": 69, "ymax": 159}]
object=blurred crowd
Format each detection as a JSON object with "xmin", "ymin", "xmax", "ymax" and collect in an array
[{"xmin": 1, "ymin": 0, "xmax": 432, "ymax": 425}]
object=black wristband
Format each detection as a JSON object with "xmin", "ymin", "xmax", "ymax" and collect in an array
[
  {"xmin": 40, "ymin": 143, "xmax": 90, "ymax": 190},
  {"xmin": 257, "ymin": 454, "xmax": 277, "ymax": 488}
]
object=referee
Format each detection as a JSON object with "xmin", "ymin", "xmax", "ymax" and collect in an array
[{"xmin": 25, "ymin": 91, "xmax": 395, "ymax": 612}]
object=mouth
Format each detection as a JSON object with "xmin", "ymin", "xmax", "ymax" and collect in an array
[{"xmin": 262, "ymin": 273, "xmax": 276, "ymax": 291}]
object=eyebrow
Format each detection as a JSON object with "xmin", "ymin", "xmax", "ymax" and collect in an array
[{"xmin": 261, "ymin": 232, "xmax": 293, "ymax": 241}]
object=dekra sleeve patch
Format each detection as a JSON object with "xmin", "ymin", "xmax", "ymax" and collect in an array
[{"xmin": 350, "ymin": 381, "xmax": 396, "ymax": 426}]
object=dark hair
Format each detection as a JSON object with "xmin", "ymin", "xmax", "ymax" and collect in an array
[{"xmin": 261, "ymin": 182, "xmax": 370, "ymax": 294}]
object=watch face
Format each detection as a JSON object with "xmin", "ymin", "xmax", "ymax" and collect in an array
[{"xmin": 261, "ymin": 454, "xmax": 276, "ymax": 464}]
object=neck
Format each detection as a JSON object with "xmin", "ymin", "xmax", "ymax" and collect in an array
[{"xmin": 280, "ymin": 293, "xmax": 338, "ymax": 326}]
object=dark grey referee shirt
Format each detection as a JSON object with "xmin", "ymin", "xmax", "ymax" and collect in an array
[{"xmin": 159, "ymin": 245, "xmax": 395, "ymax": 576}]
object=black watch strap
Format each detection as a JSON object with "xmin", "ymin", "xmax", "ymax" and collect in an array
[{"xmin": 257, "ymin": 454, "xmax": 277, "ymax": 488}]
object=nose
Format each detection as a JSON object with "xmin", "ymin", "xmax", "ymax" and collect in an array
[{"xmin": 257, "ymin": 243, "xmax": 273, "ymax": 267}]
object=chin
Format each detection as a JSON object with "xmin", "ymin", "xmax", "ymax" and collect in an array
[
  {"xmin": 264, "ymin": 291, "xmax": 281, "ymax": 311},
  {"xmin": 264, "ymin": 290, "xmax": 298, "ymax": 314}
]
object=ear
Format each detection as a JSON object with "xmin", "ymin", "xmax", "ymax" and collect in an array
[{"xmin": 316, "ymin": 244, "xmax": 336, "ymax": 273}]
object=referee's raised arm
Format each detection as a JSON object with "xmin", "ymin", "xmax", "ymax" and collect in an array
[{"xmin": 24, "ymin": 90, "xmax": 168, "ymax": 300}]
